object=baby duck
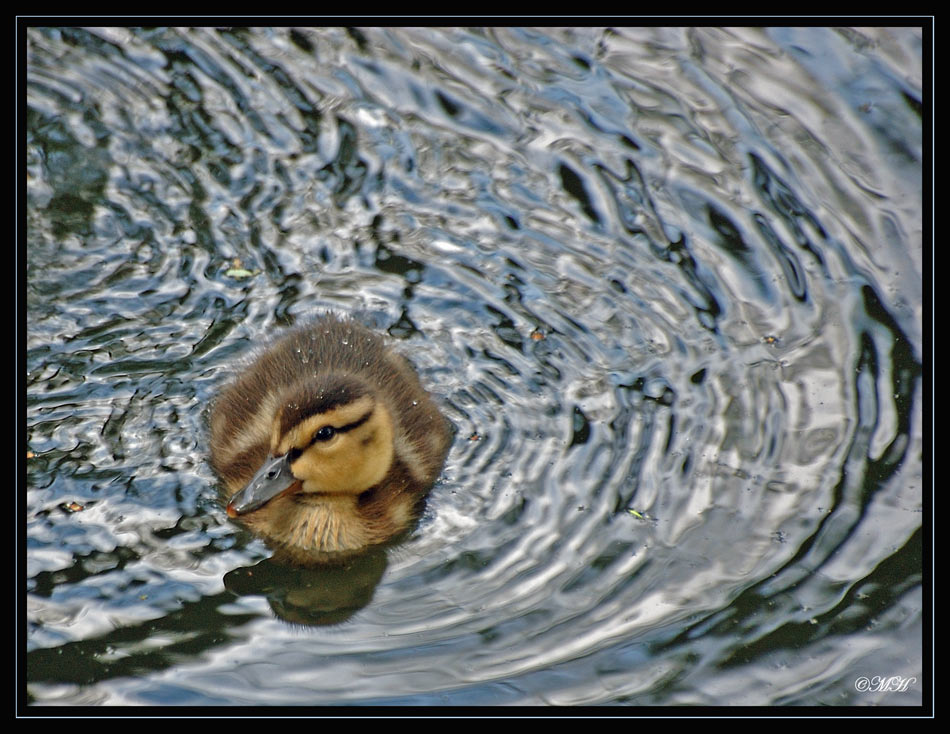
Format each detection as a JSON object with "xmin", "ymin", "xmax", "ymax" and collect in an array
[{"xmin": 209, "ymin": 315, "xmax": 452, "ymax": 563}]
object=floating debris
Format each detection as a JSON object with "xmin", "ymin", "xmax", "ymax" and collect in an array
[
  {"xmin": 625, "ymin": 508, "xmax": 645, "ymax": 519},
  {"xmin": 226, "ymin": 267, "xmax": 258, "ymax": 279},
  {"xmin": 762, "ymin": 335, "xmax": 780, "ymax": 345},
  {"xmin": 225, "ymin": 257, "xmax": 260, "ymax": 279},
  {"xmin": 530, "ymin": 328, "xmax": 546, "ymax": 341},
  {"xmin": 64, "ymin": 501, "xmax": 85, "ymax": 513}
]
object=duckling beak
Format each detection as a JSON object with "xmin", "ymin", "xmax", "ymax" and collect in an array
[{"xmin": 227, "ymin": 453, "xmax": 298, "ymax": 517}]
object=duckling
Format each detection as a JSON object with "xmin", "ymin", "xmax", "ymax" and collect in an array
[{"xmin": 209, "ymin": 315, "xmax": 452, "ymax": 562}]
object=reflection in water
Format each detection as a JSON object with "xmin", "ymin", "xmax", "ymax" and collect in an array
[
  {"xmin": 25, "ymin": 26, "xmax": 924, "ymax": 707},
  {"xmin": 225, "ymin": 552, "xmax": 388, "ymax": 627}
]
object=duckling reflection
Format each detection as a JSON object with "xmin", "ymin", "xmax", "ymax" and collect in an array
[
  {"xmin": 210, "ymin": 315, "xmax": 452, "ymax": 564},
  {"xmin": 224, "ymin": 551, "xmax": 388, "ymax": 626}
]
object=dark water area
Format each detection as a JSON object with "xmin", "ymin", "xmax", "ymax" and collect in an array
[{"xmin": 25, "ymin": 25, "xmax": 925, "ymax": 708}]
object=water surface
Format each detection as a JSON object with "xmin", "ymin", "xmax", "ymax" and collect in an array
[{"xmin": 25, "ymin": 25, "xmax": 924, "ymax": 707}]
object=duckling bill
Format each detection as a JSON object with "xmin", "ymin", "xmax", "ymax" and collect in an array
[{"xmin": 210, "ymin": 315, "xmax": 452, "ymax": 562}]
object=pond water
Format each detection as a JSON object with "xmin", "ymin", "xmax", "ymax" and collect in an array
[{"xmin": 25, "ymin": 26, "xmax": 925, "ymax": 708}]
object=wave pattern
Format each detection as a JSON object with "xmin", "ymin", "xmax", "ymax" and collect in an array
[{"xmin": 26, "ymin": 26, "xmax": 923, "ymax": 706}]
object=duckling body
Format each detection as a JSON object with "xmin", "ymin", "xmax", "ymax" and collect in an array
[{"xmin": 210, "ymin": 315, "xmax": 451, "ymax": 562}]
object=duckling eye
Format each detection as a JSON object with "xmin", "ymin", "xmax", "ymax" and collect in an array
[{"xmin": 313, "ymin": 425, "xmax": 336, "ymax": 442}]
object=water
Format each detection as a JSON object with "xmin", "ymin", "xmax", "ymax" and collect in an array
[{"xmin": 25, "ymin": 26, "xmax": 924, "ymax": 707}]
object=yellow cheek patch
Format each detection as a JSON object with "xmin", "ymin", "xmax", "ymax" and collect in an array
[
  {"xmin": 273, "ymin": 395, "xmax": 376, "ymax": 455},
  {"xmin": 287, "ymin": 402, "xmax": 395, "ymax": 495}
]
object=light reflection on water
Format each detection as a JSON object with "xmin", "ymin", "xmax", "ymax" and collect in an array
[{"xmin": 25, "ymin": 26, "xmax": 924, "ymax": 707}]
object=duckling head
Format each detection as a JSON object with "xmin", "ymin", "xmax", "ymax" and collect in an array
[{"xmin": 226, "ymin": 374, "xmax": 394, "ymax": 518}]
